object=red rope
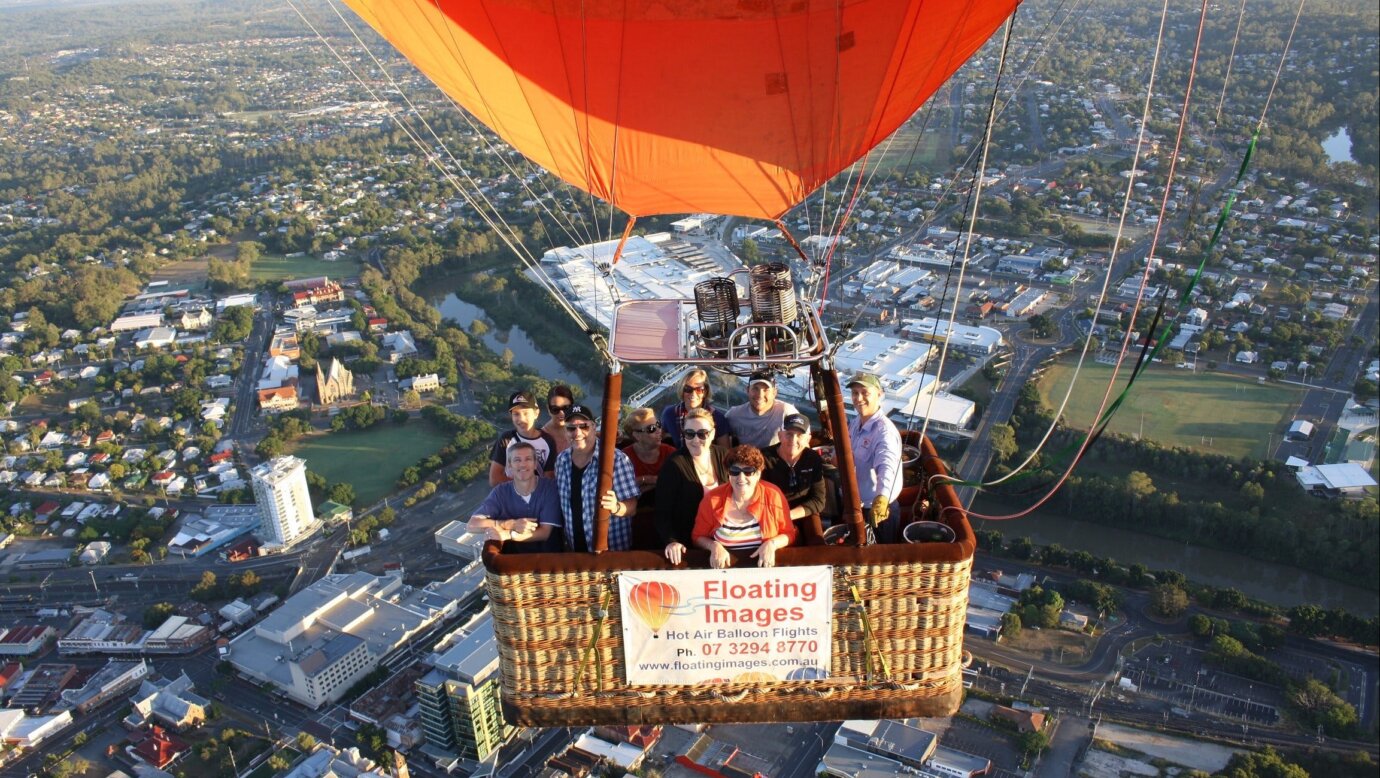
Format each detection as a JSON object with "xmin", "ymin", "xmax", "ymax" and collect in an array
[
  {"xmin": 817, "ymin": 155, "xmax": 870, "ymax": 311},
  {"xmin": 963, "ymin": 0, "xmax": 1212, "ymax": 522}
]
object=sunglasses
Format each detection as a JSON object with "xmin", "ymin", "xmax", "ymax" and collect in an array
[
  {"xmin": 549, "ymin": 404, "xmax": 571, "ymax": 414},
  {"xmin": 683, "ymin": 429, "xmax": 712, "ymax": 440},
  {"xmin": 634, "ymin": 424, "xmax": 662, "ymax": 434},
  {"xmin": 728, "ymin": 466, "xmax": 759, "ymax": 477},
  {"xmin": 564, "ymin": 423, "xmax": 592, "ymax": 432},
  {"xmin": 682, "ymin": 384, "xmax": 707, "ymax": 394}
]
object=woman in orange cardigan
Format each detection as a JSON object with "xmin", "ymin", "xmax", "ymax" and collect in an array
[{"xmin": 691, "ymin": 445, "xmax": 796, "ymax": 569}]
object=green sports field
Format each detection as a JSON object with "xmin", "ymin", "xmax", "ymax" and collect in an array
[
  {"xmin": 1037, "ymin": 359, "xmax": 1304, "ymax": 459},
  {"xmin": 286, "ymin": 422, "xmax": 452, "ymax": 505},
  {"xmin": 250, "ymin": 253, "xmax": 363, "ymax": 283}
]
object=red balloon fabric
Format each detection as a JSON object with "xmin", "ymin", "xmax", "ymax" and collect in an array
[{"xmin": 342, "ymin": 0, "xmax": 1019, "ymax": 218}]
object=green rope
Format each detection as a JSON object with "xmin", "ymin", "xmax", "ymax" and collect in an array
[
  {"xmin": 944, "ymin": 126, "xmax": 1264, "ymax": 493},
  {"xmin": 570, "ymin": 585, "xmax": 614, "ymax": 693},
  {"xmin": 850, "ymin": 583, "xmax": 892, "ymax": 682}
]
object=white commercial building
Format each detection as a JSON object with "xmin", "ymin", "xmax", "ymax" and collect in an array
[
  {"xmin": 900, "ymin": 318, "xmax": 1004, "ymax": 356},
  {"xmin": 109, "ymin": 312, "xmax": 164, "ymax": 333},
  {"xmin": 251, "ymin": 456, "xmax": 318, "ymax": 550},
  {"xmin": 225, "ymin": 569, "xmax": 481, "ymax": 709},
  {"xmin": 781, "ymin": 330, "xmax": 975, "ymax": 434},
  {"xmin": 434, "ymin": 520, "xmax": 487, "ymax": 561},
  {"xmin": 540, "ymin": 232, "xmax": 742, "ymax": 332}
]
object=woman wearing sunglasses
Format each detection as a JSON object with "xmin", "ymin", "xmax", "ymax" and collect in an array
[
  {"xmin": 691, "ymin": 445, "xmax": 796, "ymax": 569},
  {"xmin": 540, "ymin": 384, "xmax": 576, "ymax": 455},
  {"xmin": 622, "ymin": 407, "xmax": 677, "ymax": 549},
  {"xmin": 659, "ymin": 368, "xmax": 732, "ymax": 449},
  {"xmin": 655, "ymin": 408, "xmax": 728, "ymax": 564}
]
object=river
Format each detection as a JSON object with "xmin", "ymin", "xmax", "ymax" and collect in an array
[
  {"xmin": 973, "ymin": 512, "xmax": 1378, "ymax": 616},
  {"xmin": 426, "ymin": 276, "xmax": 585, "ymax": 388},
  {"xmin": 1323, "ymin": 127, "xmax": 1354, "ymax": 164}
]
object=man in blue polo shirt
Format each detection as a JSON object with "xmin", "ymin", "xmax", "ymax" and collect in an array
[{"xmin": 468, "ymin": 441, "xmax": 563, "ymax": 552}]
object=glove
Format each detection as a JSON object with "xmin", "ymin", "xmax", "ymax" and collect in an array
[{"xmin": 870, "ymin": 495, "xmax": 889, "ymax": 525}]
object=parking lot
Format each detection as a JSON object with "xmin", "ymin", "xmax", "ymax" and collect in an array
[
  {"xmin": 1125, "ymin": 644, "xmax": 1281, "ymax": 725},
  {"xmin": 939, "ymin": 716, "xmax": 1025, "ymax": 778}
]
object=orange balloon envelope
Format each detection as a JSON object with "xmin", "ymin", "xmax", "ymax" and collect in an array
[
  {"xmin": 627, "ymin": 580, "xmax": 680, "ymax": 636},
  {"xmin": 341, "ymin": 0, "xmax": 1019, "ymax": 219}
]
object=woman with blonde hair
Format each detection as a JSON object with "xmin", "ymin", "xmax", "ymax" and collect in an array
[
  {"xmin": 621, "ymin": 407, "xmax": 676, "ymax": 549},
  {"xmin": 658, "ymin": 368, "xmax": 732, "ymax": 448},
  {"xmin": 655, "ymin": 408, "xmax": 728, "ymax": 564}
]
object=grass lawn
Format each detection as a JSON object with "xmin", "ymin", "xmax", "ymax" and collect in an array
[
  {"xmin": 285, "ymin": 421, "xmax": 452, "ymax": 505},
  {"xmin": 250, "ymin": 252, "xmax": 363, "ymax": 283},
  {"xmin": 1037, "ymin": 359, "xmax": 1303, "ymax": 459},
  {"xmin": 868, "ymin": 126, "xmax": 945, "ymax": 173},
  {"xmin": 1065, "ymin": 215, "xmax": 1151, "ymax": 241}
]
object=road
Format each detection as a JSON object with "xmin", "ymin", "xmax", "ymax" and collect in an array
[
  {"xmin": 1273, "ymin": 285, "xmax": 1378, "ymax": 464},
  {"xmin": 227, "ymin": 306, "xmax": 275, "ymax": 438},
  {"xmin": 952, "ymin": 302, "xmax": 1082, "ymax": 506}
]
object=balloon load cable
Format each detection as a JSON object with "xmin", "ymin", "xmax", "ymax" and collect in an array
[
  {"xmin": 952, "ymin": 0, "xmax": 1306, "ymax": 506},
  {"xmin": 951, "ymin": 16, "xmax": 1297, "ymax": 519}
]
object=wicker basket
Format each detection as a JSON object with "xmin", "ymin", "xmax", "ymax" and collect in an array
[{"xmin": 483, "ymin": 437, "xmax": 973, "ymax": 726}]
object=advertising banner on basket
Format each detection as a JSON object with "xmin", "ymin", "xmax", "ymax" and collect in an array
[{"xmin": 619, "ymin": 566, "xmax": 832, "ymax": 686}]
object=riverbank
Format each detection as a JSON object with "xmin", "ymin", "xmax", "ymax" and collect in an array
[
  {"xmin": 421, "ymin": 265, "xmax": 666, "ymax": 400},
  {"xmin": 971, "ymin": 510, "xmax": 1378, "ymax": 617}
]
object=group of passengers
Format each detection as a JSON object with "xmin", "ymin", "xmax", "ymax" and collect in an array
[{"xmin": 468, "ymin": 368, "xmax": 903, "ymax": 567}]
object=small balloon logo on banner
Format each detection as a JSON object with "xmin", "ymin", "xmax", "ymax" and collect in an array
[{"xmin": 627, "ymin": 581, "xmax": 681, "ymax": 637}]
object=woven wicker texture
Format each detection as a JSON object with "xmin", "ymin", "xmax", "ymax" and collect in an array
[{"xmin": 487, "ymin": 519, "xmax": 972, "ymax": 726}]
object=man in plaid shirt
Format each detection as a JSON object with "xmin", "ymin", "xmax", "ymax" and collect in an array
[{"xmin": 554, "ymin": 404, "xmax": 640, "ymax": 551}]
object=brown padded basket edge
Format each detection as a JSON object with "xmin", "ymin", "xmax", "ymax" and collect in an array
[{"xmin": 482, "ymin": 436, "xmax": 973, "ymax": 726}]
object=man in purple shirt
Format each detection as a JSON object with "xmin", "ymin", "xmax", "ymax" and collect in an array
[
  {"xmin": 469, "ymin": 442, "xmax": 564, "ymax": 552},
  {"xmin": 847, "ymin": 373, "xmax": 903, "ymax": 542}
]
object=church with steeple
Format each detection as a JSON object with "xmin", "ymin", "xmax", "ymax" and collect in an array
[{"xmin": 315, "ymin": 357, "xmax": 355, "ymax": 405}]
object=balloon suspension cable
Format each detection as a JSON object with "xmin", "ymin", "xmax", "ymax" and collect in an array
[
  {"xmin": 907, "ymin": 15, "xmax": 1015, "ymax": 448},
  {"xmin": 943, "ymin": 0, "xmax": 1175, "ymax": 495},
  {"xmin": 1215, "ymin": 0, "xmax": 1249, "ymax": 126},
  {"xmin": 899, "ymin": 0, "xmax": 1088, "ymax": 249},
  {"xmin": 938, "ymin": 0, "xmax": 1177, "ymax": 499},
  {"xmin": 960, "ymin": 0, "xmax": 1223, "ymax": 522},
  {"xmin": 295, "ymin": 0, "xmax": 595, "ymax": 338},
  {"xmin": 1052, "ymin": 0, "xmax": 1307, "ymax": 476}
]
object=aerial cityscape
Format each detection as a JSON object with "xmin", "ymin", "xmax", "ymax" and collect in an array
[{"xmin": 0, "ymin": 0, "xmax": 1376, "ymax": 777}]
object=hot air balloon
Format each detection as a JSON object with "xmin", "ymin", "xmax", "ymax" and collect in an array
[
  {"xmin": 338, "ymin": 0, "xmax": 997, "ymax": 727},
  {"xmin": 626, "ymin": 580, "xmax": 680, "ymax": 637}
]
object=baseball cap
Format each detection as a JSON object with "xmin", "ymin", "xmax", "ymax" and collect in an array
[
  {"xmin": 846, "ymin": 373, "xmax": 883, "ymax": 394},
  {"xmin": 565, "ymin": 403, "xmax": 596, "ymax": 422},
  {"xmin": 748, "ymin": 370, "xmax": 775, "ymax": 389},
  {"xmin": 508, "ymin": 391, "xmax": 539, "ymax": 410},
  {"xmin": 781, "ymin": 413, "xmax": 811, "ymax": 434}
]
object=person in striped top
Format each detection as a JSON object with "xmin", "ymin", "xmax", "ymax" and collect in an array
[{"xmin": 691, "ymin": 445, "xmax": 795, "ymax": 569}]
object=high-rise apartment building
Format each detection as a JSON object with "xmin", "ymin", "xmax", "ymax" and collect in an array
[
  {"xmin": 250, "ymin": 456, "xmax": 317, "ymax": 548},
  {"xmin": 414, "ymin": 609, "xmax": 511, "ymax": 761}
]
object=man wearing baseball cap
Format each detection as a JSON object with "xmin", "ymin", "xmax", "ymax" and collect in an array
[
  {"xmin": 762, "ymin": 412, "xmax": 828, "ymax": 523},
  {"xmin": 488, "ymin": 390, "xmax": 559, "ymax": 486},
  {"xmin": 553, "ymin": 403, "xmax": 641, "ymax": 552},
  {"xmin": 725, "ymin": 369, "xmax": 799, "ymax": 449},
  {"xmin": 846, "ymin": 373, "xmax": 903, "ymax": 542}
]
